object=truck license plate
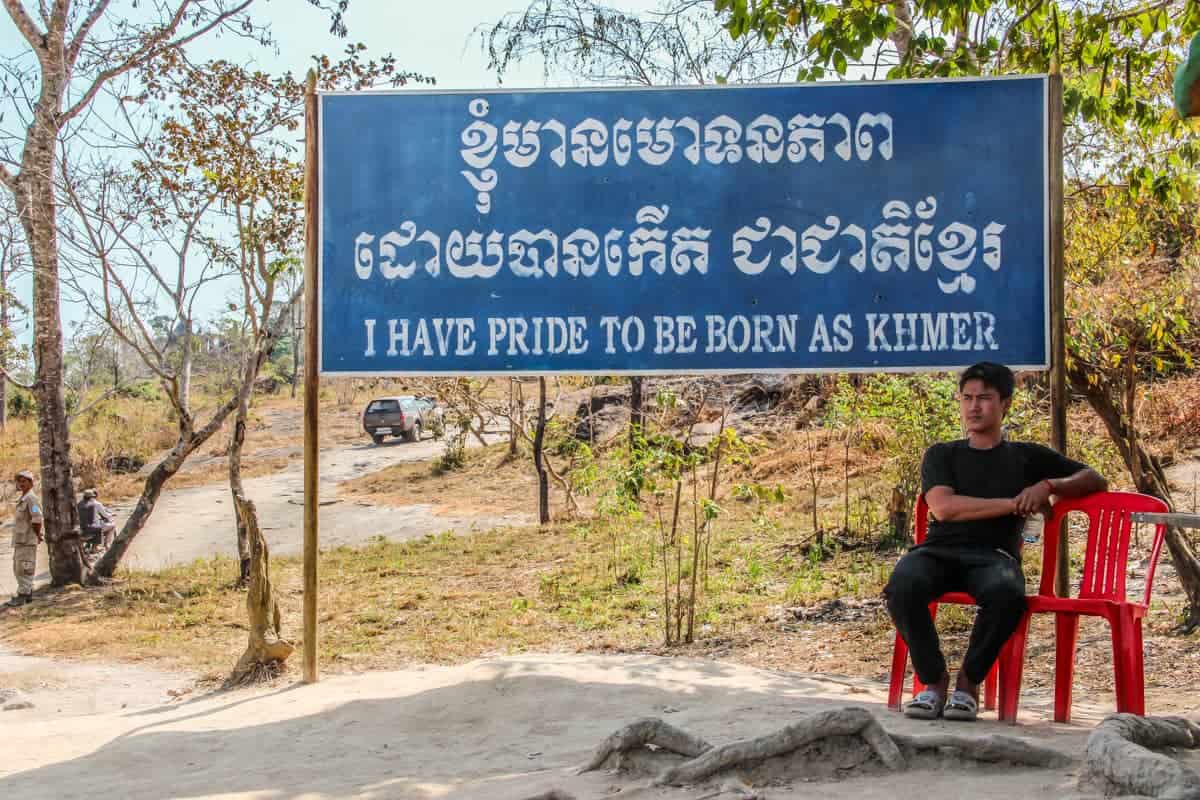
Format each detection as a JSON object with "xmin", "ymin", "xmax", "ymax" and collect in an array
[{"xmin": 375, "ymin": 427, "xmax": 392, "ymax": 434}]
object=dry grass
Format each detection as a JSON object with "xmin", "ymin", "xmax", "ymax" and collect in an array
[
  {"xmin": 3, "ymin": 498, "xmax": 1194, "ymax": 705},
  {"xmin": 0, "ymin": 390, "xmax": 372, "ymax": 522},
  {"xmin": 0, "ymin": 524, "xmax": 663, "ymax": 677},
  {"xmin": 341, "ymin": 443, "xmax": 536, "ymax": 516},
  {"xmin": 3, "ymin": 376, "xmax": 1199, "ymax": 702}
]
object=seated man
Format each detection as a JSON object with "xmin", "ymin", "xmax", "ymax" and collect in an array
[
  {"xmin": 77, "ymin": 488, "xmax": 117, "ymax": 552},
  {"xmin": 885, "ymin": 362, "xmax": 1107, "ymax": 721}
]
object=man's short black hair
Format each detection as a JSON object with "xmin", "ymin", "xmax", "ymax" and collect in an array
[{"xmin": 958, "ymin": 362, "xmax": 1015, "ymax": 399}]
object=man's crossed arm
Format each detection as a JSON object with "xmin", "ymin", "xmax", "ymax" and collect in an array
[{"xmin": 926, "ymin": 468, "xmax": 1108, "ymax": 523}]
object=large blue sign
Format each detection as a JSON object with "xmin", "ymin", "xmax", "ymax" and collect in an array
[{"xmin": 319, "ymin": 77, "xmax": 1048, "ymax": 375}]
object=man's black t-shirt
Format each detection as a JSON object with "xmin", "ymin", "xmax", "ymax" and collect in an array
[{"xmin": 920, "ymin": 439, "xmax": 1088, "ymax": 556}]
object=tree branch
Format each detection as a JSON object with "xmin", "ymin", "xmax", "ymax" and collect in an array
[
  {"xmin": 996, "ymin": 0, "xmax": 1043, "ymax": 69},
  {"xmin": 1, "ymin": 0, "xmax": 46, "ymax": 53},
  {"xmin": 62, "ymin": 0, "xmax": 255, "ymax": 125},
  {"xmin": 67, "ymin": 0, "xmax": 113, "ymax": 70},
  {"xmin": 0, "ymin": 363, "xmax": 34, "ymax": 390},
  {"xmin": 0, "ymin": 162, "xmax": 16, "ymax": 192},
  {"xmin": 67, "ymin": 386, "xmax": 120, "ymax": 424}
]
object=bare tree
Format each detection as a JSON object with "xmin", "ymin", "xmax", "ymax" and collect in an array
[
  {"xmin": 436, "ymin": 375, "xmax": 583, "ymax": 518},
  {"xmin": 0, "ymin": 198, "xmax": 31, "ymax": 432},
  {"xmin": 147, "ymin": 55, "xmax": 310, "ymax": 581},
  {"xmin": 59, "ymin": 127, "xmax": 242, "ymax": 580},
  {"xmin": 0, "ymin": 0, "xmax": 357, "ymax": 587},
  {"xmin": 61, "ymin": 47, "xmax": 427, "ymax": 583},
  {"xmin": 484, "ymin": 0, "xmax": 806, "ymax": 86}
]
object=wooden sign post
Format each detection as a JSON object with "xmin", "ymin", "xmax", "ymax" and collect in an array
[
  {"xmin": 1048, "ymin": 71, "xmax": 1070, "ymax": 597},
  {"xmin": 303, "ymin": 70, "xmax": 321, "ymax": 684}
]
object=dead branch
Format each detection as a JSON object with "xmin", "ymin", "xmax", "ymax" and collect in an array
[
  {"xmin": 66, "ymin": 386, "xmax": 121, "ymax": 425},
  {"xmin": 578, "ymin": 717, "xmax": 712, "ymax": 774},
  {"xmin": 1085, "ymin": 714, "xmax": 1200, "ymax": 799}
]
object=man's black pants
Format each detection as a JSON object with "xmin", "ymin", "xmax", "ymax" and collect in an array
[{"xmin": 883, "ymin": 544, "xmax": 1026, "ymax": 686}]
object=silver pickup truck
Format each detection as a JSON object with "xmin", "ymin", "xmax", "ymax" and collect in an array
[{"xmin": 361, "ymin": 396, "xmax": 438, "ymax": 444}]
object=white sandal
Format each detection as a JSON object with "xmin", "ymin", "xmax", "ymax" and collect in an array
[
  {"xmin": 905, "ymin": 689, "xmax": 946, "ymax": 720},
  {"xmin": 943, "ymin": 689, "xmax": 979, "ymax": 721}
]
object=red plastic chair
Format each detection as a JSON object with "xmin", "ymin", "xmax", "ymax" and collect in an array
[
  {"xmin": 997, "ymin": 491, "xmax": 1168, "ymax": 724},
  {"xmin": 887, "ymin": 494, "xmax": 1003, "ymax": 713}
]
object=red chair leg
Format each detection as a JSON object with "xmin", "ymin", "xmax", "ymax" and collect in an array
[
  {"xmin": 1109, "ymin": 617, "xmax": 1131, "ymax": 714},
  {"xmin": 888, "ymin": 630, "xmax": 909, "ymax": 712},
  {"xmin": 1115, "ymin": 611, "xmax": 1145, "ymax": 716},
  {"xmin": 983, "ymin": 659, "xmax": 998, "ymax": 711},
  {"xmin": 1054, "ymin": 613, "xmax": 1080, "ymax": 723},
  {"xmin": 1129, "ymin": 618, "xmax": 1146, "ymax": 716},
  {"xmin": 999, "ymin": 612, "xmax": 1031, "ymax": 724}
]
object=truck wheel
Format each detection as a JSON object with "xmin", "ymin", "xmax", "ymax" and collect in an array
[{"xmin": 371, "ymin": 434, "xmax": 386, "ymax": 445}]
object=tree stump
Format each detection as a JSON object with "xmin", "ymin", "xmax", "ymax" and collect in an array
[{"xmin": 229, "ymin": 496, "xmax": 293, "ymax": 684}]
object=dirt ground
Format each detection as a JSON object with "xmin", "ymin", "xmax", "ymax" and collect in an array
[
  {"xmin": 1, "ymin": 403, "xmax": 1198, "ymax": 798},
  {"xmin": 0, "ymin": 411, "xmax": 525, "ymax": 599},
  {"xmin": 0, "ymin": 651, "xmax": 1122, "ymax": 800}
]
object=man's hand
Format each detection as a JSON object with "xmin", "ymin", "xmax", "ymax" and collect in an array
[
  {"xmin": 1014, "ymin": 480, "xmax": 1053, "ymax": 517},
  {"xmin": 34, "ymin": 525, "xmax": 43, "ymax": 544}
]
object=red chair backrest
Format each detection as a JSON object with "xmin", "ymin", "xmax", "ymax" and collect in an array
[
  {"xmin": 913, "ymin": 493, "xmax": 929, "ymax": 544},
  {"xmin": 1038, "ymin": 491, "xmax": 1169, "ymax": 604}
]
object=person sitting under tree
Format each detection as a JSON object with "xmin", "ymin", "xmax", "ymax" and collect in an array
[
  {"xmin": 885, "ymin": 362, "xmax": 1108, "ymax": 721},
  {"xmin": 77, "ymin": 488, "xmax": 117, "ymax": 555}
]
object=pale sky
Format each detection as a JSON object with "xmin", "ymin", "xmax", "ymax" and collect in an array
[{"xmin": 3, "ymin": 0, "xmax": 661, "ymax": 350}]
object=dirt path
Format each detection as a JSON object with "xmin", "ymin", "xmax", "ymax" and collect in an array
[
  {"xmin": 1, "ymin": 432, "xmax": 527, "ymax": 599},
  {"xmin": 0, "ymin": 645, "xmax": 190, "ymax": 720},
  {"xmin": 0, "ymin": 652, "xmax": 1108, "ymax": 800}
]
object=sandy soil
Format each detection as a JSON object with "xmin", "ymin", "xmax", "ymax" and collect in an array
[
  {"xmin": 0, "ymin": 430, "xmax": 526, "ymax": 599},
  {"xmin": 0, "ymin": 645, "xmax": 190, "ymax": 719},
  {"xmin": 0, "ymin": 651, "xmax": 1118, "ymax": 800}
]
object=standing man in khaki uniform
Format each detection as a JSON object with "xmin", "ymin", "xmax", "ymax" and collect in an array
[{"xmin": 8, "ymin": 470, "xmax": 43, "ymax": 607}]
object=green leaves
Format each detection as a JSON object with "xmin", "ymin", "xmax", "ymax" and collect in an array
[{"xmin": 717, "ymin": 0, "xmax": 1200, "ymax": 215}]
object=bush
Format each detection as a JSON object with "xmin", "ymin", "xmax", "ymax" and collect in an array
[
  {"xmin": 7, "ymin": 388, "xmax": 35, "ymax": 419},
  {"xmin": 433, "ymin": 432, "xmax": 467, "ymax": 475},
  {"xmin": 825, "ymin": 374, "xmax": 960, "ymax": 504},
  {"xmin": 116, "ymin": 381, "xmax": 162, "ymax": 402}
]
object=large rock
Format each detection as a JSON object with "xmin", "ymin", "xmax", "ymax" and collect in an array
[{"xmin": 571, "ymin": 385, "xmax": 633, "ymax": 444}]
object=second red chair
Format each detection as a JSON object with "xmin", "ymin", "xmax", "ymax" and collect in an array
[{"xmin": 997, "ymin": 491, "xmax": 1168, "ymax": 723}]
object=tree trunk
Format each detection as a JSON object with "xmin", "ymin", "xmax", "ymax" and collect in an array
[
  {"xmin": 92, "ymin": 404, "xmax": 236, "ymax": 579},
  {"xmin": 231, "ymin": 413, "xmax": 250, "ymax": 574},
  {"xmin": 1070, "ymin": 367, "xmax": 1200, "ymax": 628},
  {"xmin": 533, "ymin": 376, "xmax": 549, "ymax": 525},
  {"xmin": 509, "ymin": 378, "xmax": 518, "ymax": 457},
  {"xmin": 229, "ymin": 495, "xmax": 293, "ymax": 683},
  {"xmin": 92, "ymin": 444, "xmax": 192, "ymax": 578},
  {"xmin": 290, "ymin": 302, "xmax": 300, "ymax": 399},
  {"xmin": 890, "ymin": 0, "xmax": 914, "ymax": 64},
  {"xmin": 231, "ymin": 334, "xmax": 273, "ymax": 577},
  {"xmin": 15, "ymin": 122, "xmax": 87, "ymax": 586},
  {"xmin": 0, "ymin": 252, "xmax": 8, "ymax": 433},
  {"xmin": 630, "ymin": 376, "xmax": 644, "ymax": 450}
]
